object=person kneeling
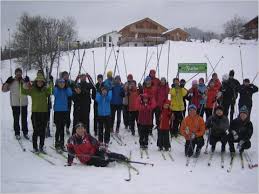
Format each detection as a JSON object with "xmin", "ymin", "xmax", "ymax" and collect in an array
[
  {"xmin": 228, "ymin": 105, "xmax": 253, "ymax": 156},
  {"xmin": 66, "ymin": 123, "xmax": 128, "ymax": 167},
  {"xmin": 180, "ymin": 104, "xmax": 206, "ymax": 158}
]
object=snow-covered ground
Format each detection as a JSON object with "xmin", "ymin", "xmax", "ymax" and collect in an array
[{"xmin": 0, "ymin": 40, "xmax": 258, "ymax": 193}]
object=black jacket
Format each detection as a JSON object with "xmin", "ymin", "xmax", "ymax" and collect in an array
[
  {"xmin": 229, "ymin": 117, "xmax": 253, "ymax": 141},
  {"xmin": 237, "ymin": 84, "xmax": 258, "ymax": 107},
  {"xmin": 220, "ymin": 78, "xmax": 240, "ymax": 104},
  {"xmin": 206, "ymin": 115, "xmax": 229, "ymax": 137}
]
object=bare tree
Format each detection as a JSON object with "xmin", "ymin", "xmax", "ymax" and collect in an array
[
  {"xmin": 13, "ymin": 13, "xmax": 77, "ymax": 76},
  {"xmin": 223, "ymin": 15, "xmax": 247, "ymax": 40}
]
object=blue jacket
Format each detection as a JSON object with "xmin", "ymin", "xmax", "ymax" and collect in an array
[
  {"xmin": 104, "ymin": 78, "xmax": 113, "ymax": 90},
  {"xmin": 96, "ymin": 91, "xmax": 112, "ymax": 116},
  {"xmin": 198, "ymin": 83, "xmax": 207, "ymax": 105},
  {"xmin": 54, "ymin": 87, "xmax": 73, "ymax": 112},
  {"xmin": 111, "ymin": 84, "xmax": 124, "ymax": 105}
]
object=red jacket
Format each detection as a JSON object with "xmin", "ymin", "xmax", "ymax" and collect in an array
[
  {"xmin": 157, "ymin": 84, "xmax": 170, "ymax": 109},
  {"xmin": 159, "ymin": 108, "xmax": 172, "ymax": 130},
  {"xmin": 143, "ymin": 85, "xmax": 157, "ymax": 107},
  {"xmin": 67, "ymin": 133, "xmax": 99, "ymax": 164},
  {"xmin": 187, "ymin": 87, "xmax": 201, "ymax": 109},
  {"xmin": 213, "ymin": 79, "xmax": 221, "ymax": 91},
  {"xmin": 128, "ymin": 86, "xmax": 139, "ymax": 111},
  {"xmin": 137, "ymin": 95, "xmax": 156, "ymax": 125},
  {"xmin": 206, "ymin": 86, "xmax": 218, "ymax": 109}
]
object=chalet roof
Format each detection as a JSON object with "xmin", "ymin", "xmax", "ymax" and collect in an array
[
  {"xmin": 162, "ymin": 28, "xmax": 189, "ymax": 35},
  {"xmin": 119, "ymin": 17, "xmax": 168, "ymax": 33},
  {"xmin": 96, "ymin": 31, "xmax": 120, "ymax": 39},
  {"xmin": 243, "ymin": 16, "xmax": 258, "ymax": 28}
]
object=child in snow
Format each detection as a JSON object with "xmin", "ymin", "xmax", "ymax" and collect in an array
[
  {"xmin": 21, "ymin": 73, "xmax": 53, "ymax": 153},
  {"xmin": 128, "ymin": 80, "xmax": 139, "ymax": 136},
  {"xmin": 137, "ymin": 93, "xmax": 156, "ymax": 149},
  {"xmin": 53, "ymin": 79, "xmax": 73, "ymax": 151},
  {"xmin": 180, "ymin": 104, "xmax": 206, "ymax": 158},
  {"xmin": 95, "ymin": 86, "xmax": 112, "ymax": 146},
  {"xmin": 66, "ymin": 123, "xmax": 129, "ymax": 167},
  {"xmin": 157, "ymin": 99, "xmax": 172, "ymax": 151}
]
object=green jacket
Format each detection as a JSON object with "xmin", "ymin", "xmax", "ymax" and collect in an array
[{"xmin": 21, "ymin": 84, "xmax": 52, "ymax": 112}]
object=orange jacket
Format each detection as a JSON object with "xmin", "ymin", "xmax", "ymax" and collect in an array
[{"xmin": 180, "ymin": 114, "xmax": 205, "ymax": 140}]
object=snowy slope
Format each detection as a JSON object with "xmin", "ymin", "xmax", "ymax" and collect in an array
[{"xmin": 1, "ymin": 41, "xmax": 258, "ymax": 193}]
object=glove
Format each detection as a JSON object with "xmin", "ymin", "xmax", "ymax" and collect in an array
[
  {"xmin": 225, "ymin": 130, "xmax": 229, "ymax": 136},
  {"xmin": 238, "ymin": 140, "xmax": 245, "ymax": 147},
  {"xmin": 191, "ymin": 133, "xmax": 196, "ymax": 140},
  {"xmin": 185, "ymin": 127, "xmax": 190, "ymax": 134},
  {"xmin": 99, "ymin": 145, "xmax": 106, "ymax": 152},
  {"xmin": 24, "ymin": 76, "xmax": 30, "ymax": 83},
  {"xmin": 188, "ymin": 93, "xmax": 193, "ymax": 97},
  {"xmin": 5, "ymin": 76, "xmax": 13, "ymax": 84},
  {"xmin": 232, "ymin": 131, "xmax": 238, "ymax": 140},
  {"xmin": 205, "ymin": 130, "xmax": 210, "ymax": 136}
]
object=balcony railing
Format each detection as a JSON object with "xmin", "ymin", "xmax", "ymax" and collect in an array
[{"xmin": 118, "ymin": 36, "xmax": 166, "ymax": 45}]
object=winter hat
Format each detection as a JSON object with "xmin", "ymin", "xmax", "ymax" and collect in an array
[
  {"xmin": 161, "ymin": 77, "xmax": 166, "ymax": 82},
  {"xmin": 15, "ymin": 68, "xmax": 22, "ymax": 74},
  {"xmin": 229, "ymin": 70, "xmax": 235, "ymax": 77},
  {"xmin": 149, "ymin": 69, "xmax": 156, "ymax": 76},
  {"xmin": 107, "ymin": 71, "xmax": 113, "ymax": 78},
  {"xmin": 97, "ymin": 74, "xmax": 103, "ymax": 79},
  {"xmin": 222, "ymin": 74, "xmax": 229, "ymax": 81},
  {"xmin": 127, "ymin": 74, "xmax": 133, "ymax": 80},
  {"xmin": 145, "ymin": 76, "xmax": 151, "ymax": 82},
  {"xmin": 215, "ymin": 105, "xmax": 224, "ymax": 112},
  {"xmin": 115, "ymin": 75, "xmax": 121, "ymax": 81},
  {"xmin": 244, "ymin": 78, "xmax": 250, "ymax": 83},
  {"xmin": 188, "ymin": 104, "xmax": 197, "ymax": 111},
  {"xmin": 35, "ymin": 74, "xmax": 45, "ymax": 82},
  {"xmin": 73, "ymin": 122, "xmax": 86, "ymax": 132},
  {"xmin": 199, "ymin": 77, "xmax": 204, "ymax": 83},
  {"xmin": 57, "ymin": 78, "xmax": 65, "ymax": 83},
  {"xmin": 61, "ymin": 71, "xmax": 69, "ymax": 77},
  {"xmin": 239, "ymin": 105, "xmax": 249, "ymax": 115},
  {"xmin": 192, "ymin": 80, "xmax": 198, "ymax": 85},
  {"xmin": 163, "ymin": 99, "xmax": 171, "ymax": 105}
]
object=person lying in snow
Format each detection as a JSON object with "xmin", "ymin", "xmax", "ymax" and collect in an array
[{"xmin": 66, "ymin": 123, "xmax": 129, "ymax": 167}]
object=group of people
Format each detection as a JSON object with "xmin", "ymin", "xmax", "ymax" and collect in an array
[{"xmin": 2, "ymin": 66, "xmax": 258, "ymax": 167}]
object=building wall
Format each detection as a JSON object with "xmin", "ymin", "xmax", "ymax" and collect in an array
[{"xmin": 95, "ymin": 32, "xmax": 121, "ymax": 47}]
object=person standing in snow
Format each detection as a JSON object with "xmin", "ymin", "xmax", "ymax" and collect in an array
[
  {"xmin": 227, "ymin": 106, "xmax": 253, "ymax": 156},
  {"xmin": 186, "ymin": 80, "xmax": 201, "ymax": 114},
  {"xmin": 180, "ymin": 104, "xmax": 206, "ymax": 158},
  {"xmin": 93, "ymin": 74, "xmax": 103, "ymax": 136},
  {"xmin": 169, "ymin": 78, "xmax": 187, "ymax": 137},
  {"xmin": 95, "ymin": 86, "xmax": 112, "ymax": 146},
  {"xmin": 1, "ymin": 68, "xmax": 29, "ymax": 140},
  {"xmin": 66, "ymin": 123, "xmax": 129, "ymax": 167},
  {"xmin": 204, "ymin": 80, "xmax": 218, "ymax": 120},
  {"xmin": 137, "ymin": 93, "xmax": 156, "ymax": 149},
  {"xmin": 157, "ymin": 99, "xmax": 172, "ymax": 151},
  {"xmin": 219, "ymin": 70, "xmax": 240, "ymax": 121},
  {"xmin": 53, "ymin": 79, "xmax": 73, "ymax": 151},
  {"xmin": 128, "ymin": 80, "xmax": 139, "ymax": 136},
  {"xmin": 111, "ymin": 75, "xmax": 125, "ymax": 133},
  {"xmin": 209, "ymin": 72, "xmax": 221, "ymax": 92},
  {"xmin": 21, "ymin": 73, "xmax": 53, "ymax": 153},
  {"xmin": 197, "ymin": 77, "xmax": 207, "ymax": 118},
  {"xmin": 237, "ymin": 78, "xmax": 258, "ymax": 115},
  {"xmin": 103, "ymin": 70, "xmax": 113, "ymax": 91},
  {"xmin": 179, "ymin": 79, "xmax": 188, "ymax": 117},
  {"xmin": 206, "ymin": 105, "xmax": 229, "ymax": 153}
]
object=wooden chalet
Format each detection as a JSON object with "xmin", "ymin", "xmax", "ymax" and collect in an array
[
  {"xmin": 240, "ymin": 16, "xmax": 258, "ymax": 40},
  {"xmin": 162, "ymin": 28, "xmax": 189, "ymax": 41}
]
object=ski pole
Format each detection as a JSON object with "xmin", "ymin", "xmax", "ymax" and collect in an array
[
  {"xmin": 204, "ymin": 128, "xmax": 211, "ymax": 154},
  {"xmin": 78, "ymin": 49, "xmax": 86, "ymax": 75},
  {"xmin": 143, "ymin": 46, "xmax": 149, "ymax": 79},
  {"xmin": 251, "ymin": 72, "xmax": 258, "ymax": 84},
  {"xmin": 186, "ymin": 72, "xmax": 200, "ymax": 84},
  {"xmin": 103, "ymin": 47, "xmax": 113, "ymax": 77},
  {"xmin": 122, "ymin": 50, "xmax": 128, "ymax": 78},
  {"xmin": 205, "ymin": 55, "xmax": 216, "ymax": 73},
  {"xmin": 139, "ymin": 51, "xmax": 155, "ymax": 83},
  {"xmin": 166, "ymin": 41, "xmax": 170, "ymax": 82},
  {"xmin": 92, "ymin": 50, "xmax": 96, "ymax": 84},
  {"xmin": 113, "ymin": 48, "xmax": 120, "ymax": 77},
  {"xmin": 239, "ymin": 45, "xmax": 244, "ymax": 80},
  {"xmin": 156, "ymin": 43, "xmax": 164, "ymax": 79},
  {"xmin": 207, "ymin": 56, "xmax": 224, "ymax": 81},
  {"xmin": 8, "ymin": 28, "xmax": 12, "ymax": 76},
  {"xmin": 68, "ymin": 50, "xmax": 76, "ymax": 79}
]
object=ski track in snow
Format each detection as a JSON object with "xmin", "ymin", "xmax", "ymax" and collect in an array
[{"xmin": 0, "ymin": 41, "xmax": 258, "ymax": 193}]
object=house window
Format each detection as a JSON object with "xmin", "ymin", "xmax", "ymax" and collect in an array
[
  {"xmin": 109, "ymin": 43, "xmax": 112, "ymax": 47},
  {"xmin": 103, "ymin": 43, "xmax": 106, "ymax": 47},
  {"xmin": 134, "ymin": 43, "xmax": 138, "ymax": 47},
  {"xmin": 109, "ymin": 36, "xmax": 112, "ymax": 42},
  {"xmin": 103, "ymin": 36, "xmax": 106, "ymax": 42},
  {"xmin": 136, "ymin": 23, "xmax": 144, "ymax": 28}
]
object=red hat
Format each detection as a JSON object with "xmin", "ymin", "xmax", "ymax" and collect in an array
[{"xmin": 163, "ymin": 99, "xmax": 171, "ymax": 105}]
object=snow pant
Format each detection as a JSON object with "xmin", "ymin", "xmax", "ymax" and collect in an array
[
  {"xmin": 31, "ymin": 112, "xmax": 48, "ymax": 150},
  {"xmin": 72, "ymin": 106, "xmax": 91, "ymax": 135},
  {"xmin": 185, "ymin": 137, "xmax": 204, "ymax": 157},
  {"xmin": 12, "ymin": 106, "xmax": 28, "ymax": 136},
  {"xmin": 182, "ymin": 100, "xmax": 187, "ymax": 117},
  {"xmin": 129, "ymin": 111, "xmax": 139, "ymax": 135},
  {"xmin": 54, "ymin": 111, "xmax": 68, "ymax": 147},
  {"xmin": 197, "ymin": 104, "xmax": 205, "ymax": 118},
  {"xmin": 65, "ymin": 98, "xmax": 72, "ymax": 129},
  {"xmin": 46, "ymin": 96, "xmax": 52, "ymax": 137},
  {"xmin": 223, "ymin": 101, "xmax": 235, "ymax": 122},
  {"xmin": 98, "ymin": 116, "xmax": 110, "ymax": 144},
  {"xmin": 122, "ymin": 105, "xmax": 129, "ymax": 128},
  {"xmin": 138, "ymin": 124, "xmax": 151, "ymax": 148},
  {"xmin": 205, "ymin": 108, "xmax": 213, "ymax": 121},
  {"xmin": 111, "ymin": 104, "xmax": 123, "ymax": 132},
  {"xmin": 227, "ymin": 134, "xmax": 251, "ymax": 153},
  {"xmin": 209, "ymin": 134, "xmax": 228, "ymax": 152},
  {"xmin": 86, "ymin": 150, "xmax": 128, "ymax": 167},
  {"xmin": 170, "ymin": 111, "xmax": 183, "ymax": 137},
  {"xmin": 94, "ymin": 102, "xmax": 98, "ymax": 135},
  {"xmin": 157, "ymin": 129, "xmax": 171, "ymax": 149},
  {"xmin": 152, "ymin": 107, "xmax": 161, "ymax": 129}
]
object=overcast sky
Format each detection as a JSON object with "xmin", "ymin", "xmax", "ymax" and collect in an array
[{"xmin": 1, "ymin": 0, "xmax": 258, "ymax": 46}]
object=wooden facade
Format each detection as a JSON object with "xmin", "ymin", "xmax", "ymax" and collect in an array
[
  {"xmin": 162, "ymin": 28, "xmax": 189, "ymax": 41},
  {"xmin": 118, "ymin": 17, "xmax": 189, "ymax": 46},
  {"xmin": 240, "ymin": 16, "xmax": 258, "ymax": 40}
]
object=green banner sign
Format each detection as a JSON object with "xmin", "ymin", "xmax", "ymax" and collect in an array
[{"xmin": 178, "ymin": 63, "xmax": 207, "ymax": 73}]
